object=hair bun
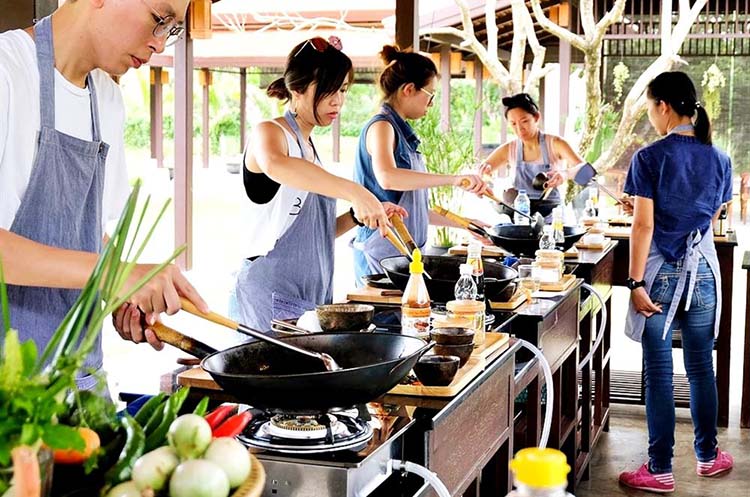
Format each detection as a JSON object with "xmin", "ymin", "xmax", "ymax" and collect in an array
[
  {"xmin": 501, "ymin": 96, "xmax": 513, "ymax": 107},
  {"xmin": 380, "ymin": 45, "xmax": 402, "ymax": 65}
]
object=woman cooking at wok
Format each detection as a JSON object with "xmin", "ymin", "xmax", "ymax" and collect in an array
[
  {"xmin": 478, "ymin": 93, "xmax": 585, "ymax": 218},
  {"xmin": 231, "ymin": 37, "xmax": 405, "ymax": 331}
]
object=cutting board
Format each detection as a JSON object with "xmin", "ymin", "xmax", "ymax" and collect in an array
[
  {"xmin": 489, "ymin": 291, "xmax": 526, "ymax": 310},
  {"xmin": 347, "ymin": 285, "xmax": 403, "ymax": 305},
  {"xmin": 575, "ymin": 238, "xmax": 613, "ymax": 250},
  {"xmin": 472, "ymin": 332, "xmax": 510, "ymax": 363},
  {"xmin": 564, "ymin": 246, "xmax": 579, "ymax": 259},
  {"xmin": 448, "ymin": 244, "xmax": 507, "ymax": 257},
  {"xmin": 178, "ymin": 367, "xmax": 221, "ymax": 390},
  {"xmin": 388, "ymin": 355, "xmax": 485, "ymax": 397},
  {"xmin": 539, "ymin": 274, "xmax": 576, "ymax": 292}
]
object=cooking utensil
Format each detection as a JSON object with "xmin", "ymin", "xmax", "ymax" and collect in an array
[
  {"xmin": 316, "ymin": 303, "xmax": 374, "ymax": 332},
  {"xmin": 482, "ymin": 190, "xmax": 545, "ymax": 236},
  {"xmin": 380, "ymin": 254, "xmax": 517, "ymax": 303},
  {"xmin": 386, "ymin": 215, "xmax": 432, "ymax": 280},
  {"xmin": 573, "ymin": 162, "xmax": 626, "ymax": 205},
  {"xmin": 434, "ymin": 205, "xmax": 492, "ymax": 241},
  {"xmin": 384, "ymin": 226, "xmax": 410, "ymax": 259},
  {"xmin": 151, "ymin": 321, "xmax": 435, "ymax": 410},
  {"xmin": 179, "ymin": 298, "xmax": 342, "ymax": 372},
  {"xmin": 485, "ymin": 224, "xmax": 586, "ymax": 256},
  {"xmin": 532, "ymin": 172, "xmax": 548, "ymax": 191},
  {"xmin": 492, "ymin": 189, "xmax": 559, "ymax": 219}
]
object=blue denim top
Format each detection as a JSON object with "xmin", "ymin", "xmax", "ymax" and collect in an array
[
  {"xmin": 353, "ymin": 103, "xmax": 421, "ymax": 206},
  {"xmin": 624, "ymin": 133, "xmax": 732, "ymax": 262}
]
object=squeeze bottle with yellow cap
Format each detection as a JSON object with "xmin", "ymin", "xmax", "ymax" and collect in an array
[
  {"xmin": 506, "ymin": 448, "xmax": 574, "ymax": 497},
  {"xmin": 401, "ymin": 249, "xmax": 431, "ymax": 338}
]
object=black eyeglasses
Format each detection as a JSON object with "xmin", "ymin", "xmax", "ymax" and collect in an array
[
  {"xmin": 141, "ymin": 0, "xmax": 185, "ymax": 47},
  {"xmin": 294, "ymin": 36, "xmax": 343, "ymax": 58}
]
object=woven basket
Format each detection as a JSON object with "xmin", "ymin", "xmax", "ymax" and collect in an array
[{"xmin": 231, "ymin": 453, "xmax": 265, "ymax": 497}]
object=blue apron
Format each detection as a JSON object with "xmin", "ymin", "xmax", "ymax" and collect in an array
[
  {"xmin": 514, "ymin": 132, "xmax": 561, "ymax": 204},
  {"xmin": 624, "ymin": 124, "xmax": 722, "ymax": 342},
  {"xmin": 232, "ymin": 111, "xmax": 336, "ymax": 331},
  {"xmin": 6, "ymin": 16, "xmax": 108, "ymax": 390},
  {"xmin": 352, "ymin": 108, "xmax": 430, "ymax": 281}
]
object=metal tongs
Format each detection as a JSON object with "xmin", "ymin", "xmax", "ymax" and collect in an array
[{"xmin": 386, "ymin": 214, "xmax": 432, "ymax": 280}]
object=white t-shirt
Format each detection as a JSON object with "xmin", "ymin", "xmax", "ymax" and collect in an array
[
  {"xmin": 242, "ymin": 121, "xmax": 321, "ymax": 258},
  {"xmin": 0, "ymin": 29, "xmax": 129, "ymax": 233}
]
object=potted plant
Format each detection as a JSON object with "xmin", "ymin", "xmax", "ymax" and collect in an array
[
  {"xmin": 0, "ymin": 180, "xmax": 182, "ymax": 496},
  {"xmin": 410, "ymin": 106, "xmax": 476, "ymax": 248}
]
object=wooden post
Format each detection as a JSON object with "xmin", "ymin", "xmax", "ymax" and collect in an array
[
  {"xmin": 240, "ymin": 67, "xmax": 247, "ymax": 153},
  {"xmin": 200, "ymin": 68, "xmax": 211, "ymax": 169},
  {"xmin": 332, "ymin": 116, "xmax": 341, "ymax": 163},
  {"xmin": 395, "ymin": 0, "xmax": 419, "ymax": 50},
  {"xmin": 174, "ymin": 22, "xmax": 194, "ymax": 270},
  {"xmin": 473, "ymin": 60, "xmax": 483, "ymax": 158},
  {"xmin": 149, "ymin": 67, "xmax": 165, "ymax": 167},
  {"xmin": 440, "ymin": 45, "xmax": 451, "ymax": 132},
  {"xmin": 558, "ymin": 3, "xmax": 572, "ymax": 136}
]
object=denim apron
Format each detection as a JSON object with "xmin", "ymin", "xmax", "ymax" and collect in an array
[
  {"xmin": 232, "ymin": 111, "xmax": 336, "ymax": 331},
  {"xmin": 624, "ymin": 125, "xmax": 722, "ymax": 342},
  {"xmin": 352, "ymin": 107, "xmax": 429, "ymax": 280},
  {"xmin": 514, "ymin": 132, "xmax": 561, "ymax": 204},
  {"xmin": 6, "ymin": 16, "xmax": 108, "ymax": 390}
]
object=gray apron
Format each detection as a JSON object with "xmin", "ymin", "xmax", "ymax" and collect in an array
[
  {"xmin": 353, "ymin": 117, "xmax": 430, "ymax": 277},
  {"xmin": 232, "ymin": 111, "xmax": 336, "ymax": 331},
  {"xmin": 6, "ymin": 16, "xmax": 108, "ymax": 390},
  {"xmin": 514, "ymin": 132, "xmax": 561, "ymax": 204},
  {"xmin": 624, "ymin": 124, "xmax": 722, "ymax": 342}
]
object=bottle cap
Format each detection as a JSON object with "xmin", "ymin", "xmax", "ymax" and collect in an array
[
  {"xmin": 519, "ymin": 189, "xmax": 527, "ymax": 194},
  {"xmin": 467, "ymin": 241, "xmax": 482, "ymax": 256},
  {"xmin": 509, "ymin": 448, "xmax": 570, "ymax": 488},
  {"xmin": 459, "ymin": 263, "xmax": 473, "ymax": 276},
  {"xmin": 409, "ymin": 248, "xmax": 424, "ymax": 274}
]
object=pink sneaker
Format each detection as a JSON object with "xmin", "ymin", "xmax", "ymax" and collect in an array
[
  {"xmin": 619, "ymin": 463, "xmax": 675, "ymax": 493},
  {"xmin": 697, "ymin": 448, "xmax": 734, "ymax": 477}
]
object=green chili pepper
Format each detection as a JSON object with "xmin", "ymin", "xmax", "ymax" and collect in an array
[
  {"xmin": 133, "ymin": 392, "xmax": 166, "ymax": 425},
  {"xmin": 192, "ymin": 396, "xmax": 210, "ymax": 417},
  {"xmin": 104, "ymin": 415, "xmax": 145, "ymax": 485},
  {"xmin": 144, "ymin": 387, "xmax": 190, "ymax": 452}
]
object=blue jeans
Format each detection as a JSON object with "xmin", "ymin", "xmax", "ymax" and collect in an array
[{"xmin": 643, "ymin": 258, "xmax": 718, "ymax": 473}]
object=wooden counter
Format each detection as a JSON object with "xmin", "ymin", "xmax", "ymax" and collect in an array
[{"xmin": 607, "ymin": 228, "xmax": 737, "ymax": 428}]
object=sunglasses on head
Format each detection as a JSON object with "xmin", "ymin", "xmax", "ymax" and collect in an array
[{"xmin": 294, "ymin": 36, "xmax": 343, "ymax": 58}]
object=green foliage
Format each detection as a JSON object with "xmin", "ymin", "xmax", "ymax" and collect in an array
[
  {"xmin": 210, "ymin": 110, "xmax": 241, "ymax": 154},
  {"xmin": 701, "ymin": 63, "xmax": 726, "ymax": 121},
  {"xmin": 0, "ymin": 180, "xmax": 182, "ymax": 474},
  {"xmin": 124, "ymin": 116, "xmax": 151, "ymax": 149}
]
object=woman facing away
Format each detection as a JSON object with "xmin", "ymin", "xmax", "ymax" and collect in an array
[
  {"xmin": 618, "ymin": 71, "xmax": 734, "ymax": 494},
  {"xmin": 351, "ymin": 45, "xmax": 488, "ymax": 282},
  {"xmin": 232, "ymin": 36, "xmax": 405, "ymax": 331}
]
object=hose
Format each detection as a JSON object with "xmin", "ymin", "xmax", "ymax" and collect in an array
[
  {"xmin": 579, "ymin": 283, "xmax": 608, "ymax": 369},
  {"xmin": 391, "ymin": 460, "xmax": 451, "ymax": 497}
]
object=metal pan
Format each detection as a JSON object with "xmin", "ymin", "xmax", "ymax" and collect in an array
[
  {"xmin": 485, "ymin": 224, "xmax": 586, "ymax": 256},
  {"xmin": 152, "ymin": 323, "xmax": 433, "ymax": 412}
]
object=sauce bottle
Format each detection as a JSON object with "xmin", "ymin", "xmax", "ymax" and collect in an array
[{"xmin": 401, "ymin": 249, "xmax": 431, "ymax": 338}]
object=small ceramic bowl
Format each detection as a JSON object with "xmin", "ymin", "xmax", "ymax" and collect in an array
[
  {"xmin": 316, "ymin": 303, "xmax": 374, "ymax": 332},
  {"xmin": 413, "ymin": 355, "xmax": 460, "ymax": 386},
  {"xmin": 433, "ymin": 343, "xmax": 474, "ymax": 367},
  {"xmin": 429, "ymin": 327, "xmax": 475, "ymax": 346}
]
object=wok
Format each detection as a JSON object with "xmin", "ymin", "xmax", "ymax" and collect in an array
[
  {"xmin": 485, "ymin": 224, "xmax": 586, "ymax": 256},
  {"xmin": 491, "ymin": 190, "xmax": 560, "ymax": 218},
  {"xmin": 380, "ymin": 255, "xmax": 517, "ymax": 303},
  {"xmin": 152, "ymin": 322, "xmax": 433, "ymax": 411}
]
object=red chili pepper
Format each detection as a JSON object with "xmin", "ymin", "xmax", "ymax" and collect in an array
[
  {"xmin": 212, "ymin": 411, "xmax": 253, "ymax": 438},
  {"xmin": 204, "ymin": 404, "xmax": 238, "ymax": 430}
]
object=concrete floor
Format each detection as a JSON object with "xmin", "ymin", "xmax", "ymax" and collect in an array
[{"xmin": 576, "ymin": 405, "xmax": 750, "ymax": 497}]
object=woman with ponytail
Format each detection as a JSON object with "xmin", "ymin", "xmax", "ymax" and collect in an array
[
  {"xmin": 351, "ymin": 45, "xmax": 488, "ymax": 281},
  {"xmin": 619, "ymin": 71, "xmax": 734, "ymax": 493},
  {"xmin": 232, "ymin": 37, "xmax": 405, "ymax": 331}
]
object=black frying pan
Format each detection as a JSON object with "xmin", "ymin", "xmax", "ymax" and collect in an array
[
  {"xmin": 152, "ymin": 323, "xmax": 433, "ymax": 411},
  {"xmin": 485, "ymin": 224, "xmax": 586, "ymax": 256}
]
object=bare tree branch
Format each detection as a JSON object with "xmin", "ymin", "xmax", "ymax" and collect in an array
[{"xmin": 529, "ymin": 0, "xmax": 586, "ymax": 51}]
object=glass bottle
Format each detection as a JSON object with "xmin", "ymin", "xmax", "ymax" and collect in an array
[
  {"xmin": 552, "ymin": 207, "xmax": 565, "ymax": 248},
  {"xmin": 539, "ymin": 225, "xmax": 556, "ymax": 250},
  {"xmin": 466, "ymin": 242, "xmax": 485, "ymax": 302},
  {"xmin": 401, "ymin": 249, "xmax": 431, "ymax": 338}
]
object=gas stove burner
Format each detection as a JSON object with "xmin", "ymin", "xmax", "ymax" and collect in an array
[{"xmin": 238, "ymin": 410, "xmax": 373, "ymax": 454}]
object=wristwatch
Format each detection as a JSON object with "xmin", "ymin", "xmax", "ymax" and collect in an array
[{"xmin": 626, "ymin": 278, "xmax": 646, "ymax": 291}]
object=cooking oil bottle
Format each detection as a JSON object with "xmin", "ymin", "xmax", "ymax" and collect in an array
[
  {"xmin": 466, "ymin": 241, "xmax": 485, "ymax": 302},
  {"xmin": 506, "ymin": 448, "xmax": 574, "ymax": 497},
  {"xmin": 401, "ymin": 249, "xmax": 431, "ymax": 338}
]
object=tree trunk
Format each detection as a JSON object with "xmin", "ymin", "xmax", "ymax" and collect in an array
[{"xmin": 580, "ymin": 49, "xmax": 602, "ymax": 153}]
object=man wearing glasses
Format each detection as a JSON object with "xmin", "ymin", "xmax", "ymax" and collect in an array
[{"xmin": 0, "ymin": 0, "xmax": 207, "ymax": 390}]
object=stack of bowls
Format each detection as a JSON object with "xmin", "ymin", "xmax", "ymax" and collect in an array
[{"xmin": 429, "ymin": 327, "xmax": 475, "ymax": 367}]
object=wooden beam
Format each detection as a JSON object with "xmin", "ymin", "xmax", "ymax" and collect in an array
[
  {"xmin": 440, "ymin": 45, "xmax": 451, "ymax": 132},
  {"xmin": 200, "ymin": 68, "xmax": 210, "ymax": 169},
  {"xmin": 174, "ymin": 23, "xmax": 194, "ymax": 270},
  {"xmin": 395, "ymin": 0, "xmax": 419, "ymax": 50},
  {"xmin": 149, "ymin": 67, "xmax": 165, "ymax": 168},
  {"xmin": 473, "ymin": 60, "xmax": 483, "ymax": 157},
  {"xmin": 332, "ymin": 116, "xmax": 341, "ymax": 163}
]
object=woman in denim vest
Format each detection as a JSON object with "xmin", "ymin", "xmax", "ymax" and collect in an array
[
  {"xmin": 352, "ymin": 45, "xmax": 488, "ymax": 281},
  {"xmin": 619, "ymin": 71, "xmax": 734, "ymax": 493}
]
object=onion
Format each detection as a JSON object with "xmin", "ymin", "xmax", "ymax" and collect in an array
[
  {"xmin": 105, "ymin": 481, "xmax": 141, "ymax": 497},
  {"xmin": 169, "ymin": 460, "xmax": 230, "ymax": 497},
  {"xmin": 203, "ymin": 438, "xmax": 251, "ymax": 488},
  {"xmin": 132, "ymin": 446, "xmax": 179, "ymax": 492},
  {"xmin": 167, "ymin": 414, "xmax": 212, "ymax": 460}
]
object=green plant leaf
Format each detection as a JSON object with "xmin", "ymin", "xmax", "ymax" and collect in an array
[
  {"xmin": 19, "ymin": 339, "xmax": 37, "ymax": 377},
  {"xmin": 42, "ymin": 423, "xmax": 85, "ymax": 451},
  {"xmin": 0, "ymin": 258, "xmax": 9, "ymax": 334}
]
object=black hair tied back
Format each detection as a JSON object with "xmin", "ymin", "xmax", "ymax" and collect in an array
[
  {"xmin": 502, "ymin": 93, "xmax": 540, "ymax": 118},
  {"xmin": 647, "ymin": 71, "xmax": 712, "ymax": 145}
]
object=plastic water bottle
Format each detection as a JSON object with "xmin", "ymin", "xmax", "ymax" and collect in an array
[
  {"xmin": 539, "ymin": 225, "xmax": 556, "ymax": 250},
  {"xmin": 454, "ymin": 263, "xmax": 478, "ymax": 300},
  {"xmin": 506, "ymin": 448, "xmax": 575, "ymax": 497},
  {"xmin": 552, "ymin": 208, "xmax": 565, "ymax": 248},
  {"xmin": 514, "ymin": 189, "xmax": 531, "ymax": 225}
]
